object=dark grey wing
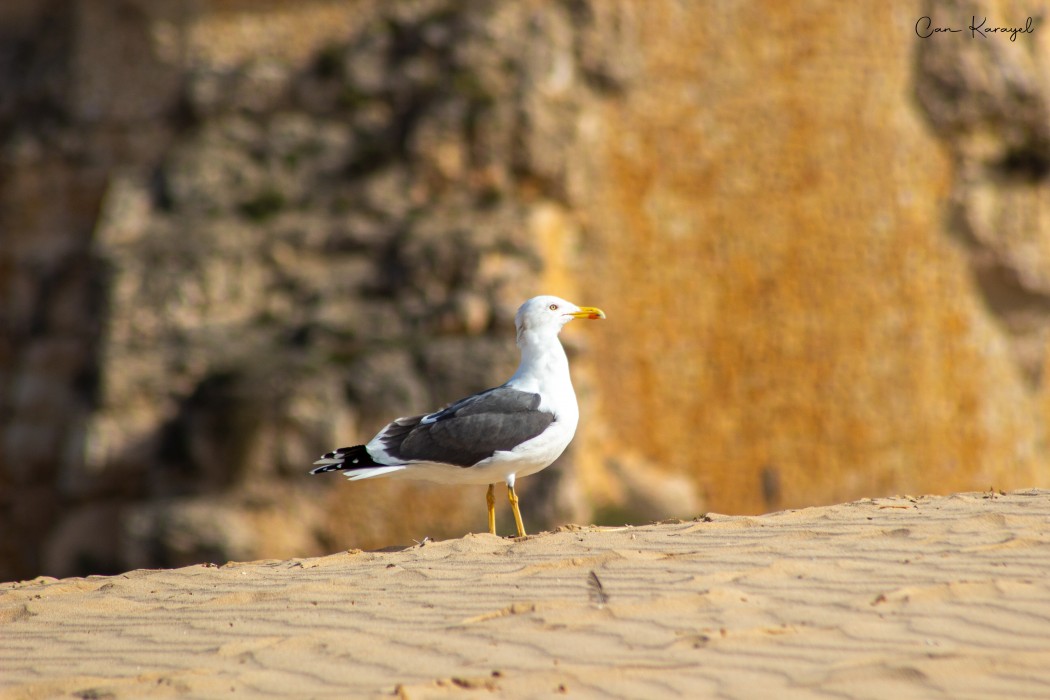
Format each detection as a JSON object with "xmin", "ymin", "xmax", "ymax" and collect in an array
[{"xmin": 380, "ymin": 386, "xmax": 554, "ymax": 467}]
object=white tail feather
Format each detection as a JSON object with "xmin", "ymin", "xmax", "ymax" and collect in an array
[{"xmin": 346, "ymin": 466, "xmax": 406, "ymax": 481}]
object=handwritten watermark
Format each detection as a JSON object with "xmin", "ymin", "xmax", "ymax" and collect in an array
[{"xmin": 915, "ymin": 15, "xmax": 1036, "ymax": 41}]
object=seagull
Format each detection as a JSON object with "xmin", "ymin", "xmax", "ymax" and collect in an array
[{"xmin": 310, "ymin": 295, "xmax": 606, "ymax": 537}]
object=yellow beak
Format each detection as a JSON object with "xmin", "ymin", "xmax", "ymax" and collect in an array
[{"xmin": 570, "ymin": 306, "xmax": 606, "ymax": 320}]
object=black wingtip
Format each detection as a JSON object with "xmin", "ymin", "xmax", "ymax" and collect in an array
[{"xmin": 308, "ymin": 445, "xmax": 381, "ymax": 475}]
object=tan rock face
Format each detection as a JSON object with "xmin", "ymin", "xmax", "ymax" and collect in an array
[
  {"xmin": 571, "ymin": 1, "xmax": 1044, "ymax": 514},
  {"xmin": 1, "ymin": 0, "xmax": 1047, "ymax": 580}
]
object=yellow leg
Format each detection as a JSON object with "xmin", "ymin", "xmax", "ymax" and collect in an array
[
  {"xmin": 486, "ymin": 484, "xmax": 496, "ymax": 535},
  {"xmin": 507, "ymin": 483, "xmax": 527, "ymax": 538}
]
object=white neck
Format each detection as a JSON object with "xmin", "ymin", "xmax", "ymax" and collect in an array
[
  {"xmin": 507, "ymin": 328, "xmax": 572, "ymax": 395},
  {"xmin": 506, "ymin": 324, "xmax": 580, "ymax": 429}
]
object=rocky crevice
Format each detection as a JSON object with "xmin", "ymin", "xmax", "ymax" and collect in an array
[{"xmin": 915, "ymin": 0, "xmax": 1050, "ymax": 385}]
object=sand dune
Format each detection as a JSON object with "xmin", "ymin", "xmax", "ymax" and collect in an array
[{"xmin": 3, "ymin": 490, "xmax": 1050, "ymax": 699}]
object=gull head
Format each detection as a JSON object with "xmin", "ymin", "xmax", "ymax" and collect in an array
[{"xmin": 515, "ymin": 295, "xmax": 606, "ymax": 341}]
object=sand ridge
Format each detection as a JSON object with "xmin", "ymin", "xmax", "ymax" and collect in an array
[{"xmin": 2, "ymin": 490, "xmax": 1050, "ymax": 698}]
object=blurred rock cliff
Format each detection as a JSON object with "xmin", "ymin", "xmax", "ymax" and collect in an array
[{"xmin": 2, "ymin": 0, "xmax": 1048, "ymax": 580}]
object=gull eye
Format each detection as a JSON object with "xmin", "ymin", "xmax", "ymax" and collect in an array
[{"xmin": 549, "ymin": 303, "xmax": 559, "ymax": 311}]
